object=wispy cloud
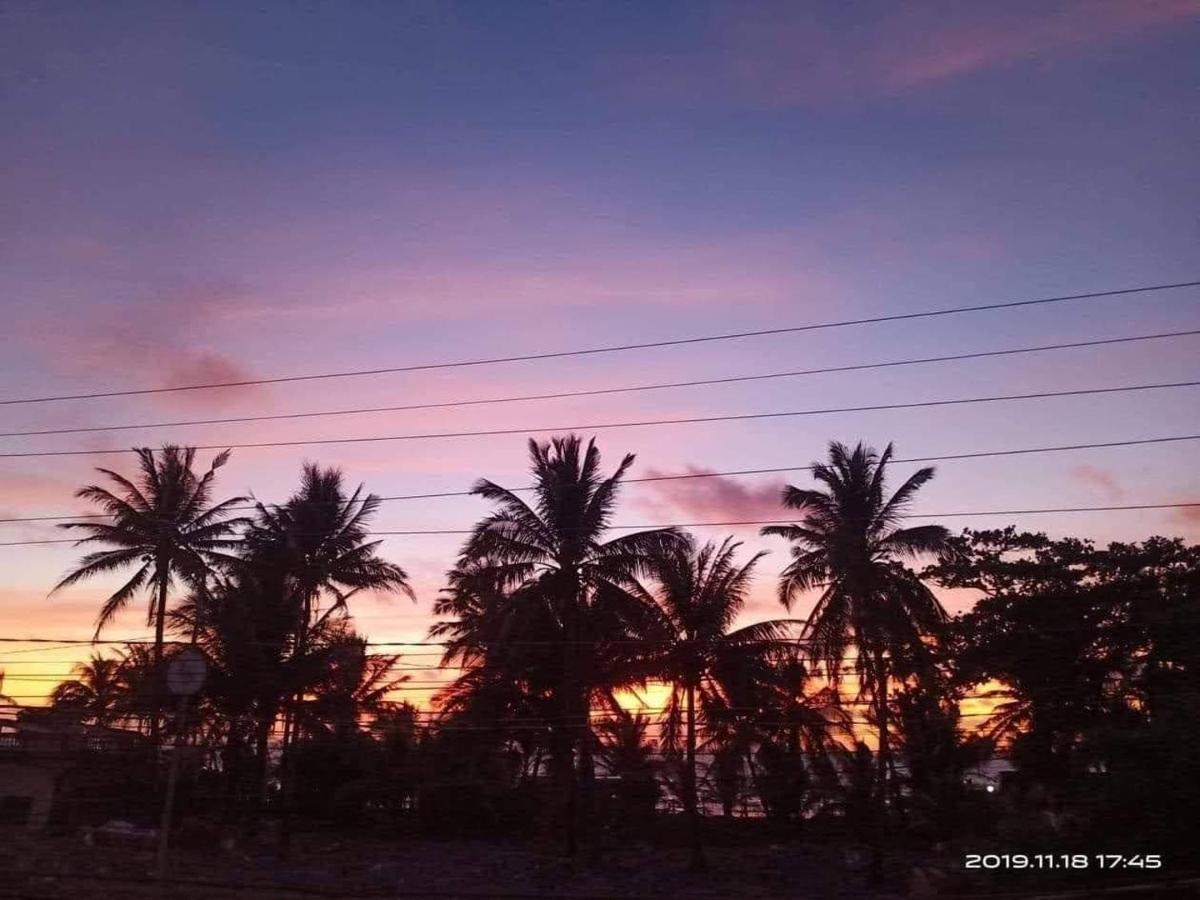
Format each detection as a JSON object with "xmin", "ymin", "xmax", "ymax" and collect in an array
[
  {"xmin": 0, "ymin": 471, "xmax": 82, "ymax": 517},
  {"xmin": 1071, "ymin": 464, "xmax": 1126, "ymax": 502},
  {"xmin": 617, "ymin": 0, "xmax": 1195, "ymax": 109},
  {"xmin": 1173, "ymin": 504, "xmax": 1200, "ymax": 526},
  {"xmin": 635, "ymin": 466, "xmax": 786, "ymax": 523},
  {"xmin": 876, "ymin": 0, "xmax": 1196, "ymax": 92},
  {"xmin": 35, "ymin": 283, "xmax": 264, "ymax": 412}
]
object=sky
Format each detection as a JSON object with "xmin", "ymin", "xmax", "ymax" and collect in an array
[{"xmin": 1, "ymin": 0, "xmax": 1199, "ymax": 705}]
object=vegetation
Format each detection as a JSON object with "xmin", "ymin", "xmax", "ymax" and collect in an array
[
  {"xmin": 53, "ymin": 446, "xmax": 248, "ymax": 740},
  {"xmin": 761, "ymin": 442, "xmax": 949, "ymax": 878},
  {"xmin": 432, "ymin": 436, "xmax": 680, "ymax": 852},
  {"xmin": 49, "ymin": 654, "xmax": 128, "ymax": 727},
  {"xmin": 25, "ymin": 438, "xmax": 1199, "ymax": 886},
  {"xmin": 644, "ymin": 535, "xmax": 779, "ymax": 869}
]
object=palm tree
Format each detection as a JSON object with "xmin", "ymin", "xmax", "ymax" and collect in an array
[
  {"xmin": 761, "ymin": 441, "xmax": 948, "ymax": 880},
  {"xmin": 727, "ymin": 647, "xmax": 848, "ymax": 824},
  {"xmin": 595, "ymin": 710, "xmax": 660, "ymax": 819},
  {"xmin": 248, "ymin": 463, "xmax": 412, "ymax": 835},
  {"xmin": 170, "ymin": 567, "xmax": 300, "ymax": 817},
  {"xmin": 448, "ymin": 435, "xmax": 681, "ymax": 854},
  {"xmin": 50, "ymin": 654, "xmax": 127, "ymax": 727},
  {"xmin": 53, "ymin": 445, "xmax": 248, "ymax": 740},
  {"xmin": 647, "ymin": 535, "xmax": 781, "ymax": 870},
  {"xmin": 432, "ymin": 559, "xmax": 561, "ymax": 785},
  {"xmin": 293, "ymin": 633, "xmax": 408, "ymax": 743},
  {"xmin": 248, "ymin": 463, "xmax": 413, "ymax": 646}
]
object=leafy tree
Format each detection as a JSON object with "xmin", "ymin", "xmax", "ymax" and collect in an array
[
  {"xmin": 931, "ymin": 530, "xmax": 1200, "ymax": 848},
  {"xmin": 892, "ymin": 682, "xmax": 989, "ymax": 842},
  {"xmin": 933, "ymin": 529, "xmax": 1144, "ymax": 784},
  {"xmin": 53, "ymin": 446, "xmax": 247, "ymax": 740}
]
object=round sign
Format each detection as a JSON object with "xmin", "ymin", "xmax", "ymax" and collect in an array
[{"xmin": 166, "ymin": 647, "xmax": 208, "ymax": 697}]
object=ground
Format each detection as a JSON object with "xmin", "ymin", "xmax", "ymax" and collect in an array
[
  {"xmin": 2, "ymin": 832, "xmax": 1197, "ymax": 899},
  {"xmin": 0, "ymin": 832, "xmax": 888, "ymax": 898}
]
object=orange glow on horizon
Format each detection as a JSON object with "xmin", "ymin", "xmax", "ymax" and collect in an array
[{"xmin": 614, "ymin": 680, "xmax": 674, "ymax": 716}]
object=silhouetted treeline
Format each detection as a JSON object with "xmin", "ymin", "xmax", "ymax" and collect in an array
[{"xmin": 25, "ymin": 438, "xmax": 1199, "ymax": 876}]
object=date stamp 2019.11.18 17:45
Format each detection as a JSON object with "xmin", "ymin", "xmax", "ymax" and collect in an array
[{"xmin": 964, "ymin": 854, "xmax": 1163, "ymax": 871}]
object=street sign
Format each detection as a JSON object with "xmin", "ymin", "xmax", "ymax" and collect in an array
[{"xmin": 165, "ymin": 647, "xmax": 207, "ymax": 697}]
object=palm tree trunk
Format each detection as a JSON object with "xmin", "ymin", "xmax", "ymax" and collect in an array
[
  {"xmin": 222, "ymin": 726, "xmax": 247, "ymax": 826},
  {"xmin": 557, "ymin": 578, "xmax": 583, "ymax": 857},
  {"xmin": 685, "ymin": 680, "xmax": 705, "ymax": 871},
  {"xmin": 151, "ymin": 565, "xmax": 169, "ymax": 746},
  {"xmin": 549, "ymin": 719, "xmax": 576, "ymax": 854},
  {"xmin": 279, "ymin": 590, "xmax": 313, "ymax": 855},
  {"xmin": 254, "ymin": 711, "xmax": 275, "ymax": 808},
  {"xmin": 577, "ymin": 639, "xmax": 601, "ymax": 860},
  {"xmin": 870, "ymin": 649, "xmax": 889, "ymax": 884},
  {"xmin": 577, "ymin": 710, "xmax": 597, "ymax": 858}
]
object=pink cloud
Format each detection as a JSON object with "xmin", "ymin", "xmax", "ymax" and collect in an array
[
  {"xmin": 635, "ymin": 466, "xmax": 787, "ymax": 523},
  {"xmin": 249, "ymin": 227, "xmax": 851, "ymax": 328},
  {"xmin": 1173, "ymin": 505, "xmax": 1200, "ymax": 526},
  {"xmin": 34, "ymin": 284, "xmax": 265, "ymax": 412},
  {"xmin": 1071, "ymin": 464, "xmax": 1126, "ymax": 502},
  {"xmin": 878, "ymin": 0, "xmax": 1196, "ymax": 92},
  {"xmin": 617, "ymin": 0, "xmax": 1195, "ymax": 108},
  {"xmin": 159, "ymin": 349, "xmax": 257, "ymax": 396},
  {"xmin": 0, "ymin": 471, "xmax": 84, "ymax": 519}
]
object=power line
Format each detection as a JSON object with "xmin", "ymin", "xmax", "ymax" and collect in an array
[
  {"xmin": 1, "ymin": 501, "xmax": 1196, "ymax": 547},
  {"xmin": 2, "ymin": 594, "xmax": 1198, "ymax": 645},
  {"xmin": 1, "ymin": 379, "xmax": 1196, "ymax": 459},
  {"xmin": 1, "ymin": 432, "xmax": 1196, "ymax": 524},
  {"xmin": 3, "ymin": 279, "xmax": 1196, "ymax": 406},
  {"xmin": 4, "ymin": 329, "xmax": 1195, "ymax": 439},
  {"xmin": 358, "ymin": 503, "xmax": 1197, "ymax": 536}
]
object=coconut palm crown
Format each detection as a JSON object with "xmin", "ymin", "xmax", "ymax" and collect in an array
[
  {"xmin": 761, "ymin": 441, "xmax": 950, "ymax": 680},
  {"xmin": 53, "ymin": 445, "xmax": 248, "ymax": 647}
]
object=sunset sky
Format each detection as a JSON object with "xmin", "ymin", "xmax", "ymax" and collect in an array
[{"xmin": 2, "ymin": 1, "xmax": 1198, "ymax": 705}]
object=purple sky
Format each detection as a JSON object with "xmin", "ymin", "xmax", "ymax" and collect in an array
[{"xmin": 1, "ymin": 1, "xmax": 1198, "ymax": 701}]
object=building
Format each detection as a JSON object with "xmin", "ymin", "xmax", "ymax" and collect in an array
[{"xmin": 0, "ymin": 707, "xmax": 147, "ymax": 830}]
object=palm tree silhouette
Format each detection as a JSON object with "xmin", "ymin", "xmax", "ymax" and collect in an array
[
  {"xmin": 294, "ymin": 633, "xmax": 408, "ymax": 743},
  {"xmin": 248, "ymin": 463, "xmax": 413, "ymax": 641},
  {"xmin": 647, "ymin": 535, "xmax": 780, "ymax": 870},
  {"xmin": 248, "ymin": 463, "xmax": 412, "ymax": 837},
  {"xmin": 53, "ymin": 445, "xmax": 248, "ymax": 741},
  {"xmin": 174, "ymin": 565, "xmax": 306, "ymax": 813},
  {"xmin": 595, "ymin": 709, "xmax": 660, "ymax": 818},
  {"xmin": 432, "ymin": 556, "xmax": 562, "ymax": 783},
  {"xmin": 713, "ymin": 646, "xmax": 847, "ymax": 824},
  {"xmin": 452, "ymin": 435, "xmax": 681, "ymax": 854},
  {"xmin": 50, "ymin": 654, "xmax": 127, "ymax": 727},
  {"xmin": 761, "ymin": 441, "xmax": 948, "ymax": 880}
]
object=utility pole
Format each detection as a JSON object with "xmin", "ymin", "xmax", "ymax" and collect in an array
[{"xmin": 156, "ymin": 647, "xmax": 207, "ymax": 881}]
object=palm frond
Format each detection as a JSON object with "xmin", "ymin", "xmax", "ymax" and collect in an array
[{"xmin": 93, "ymin": 561, "xmax": 153, "ymax": 637}]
